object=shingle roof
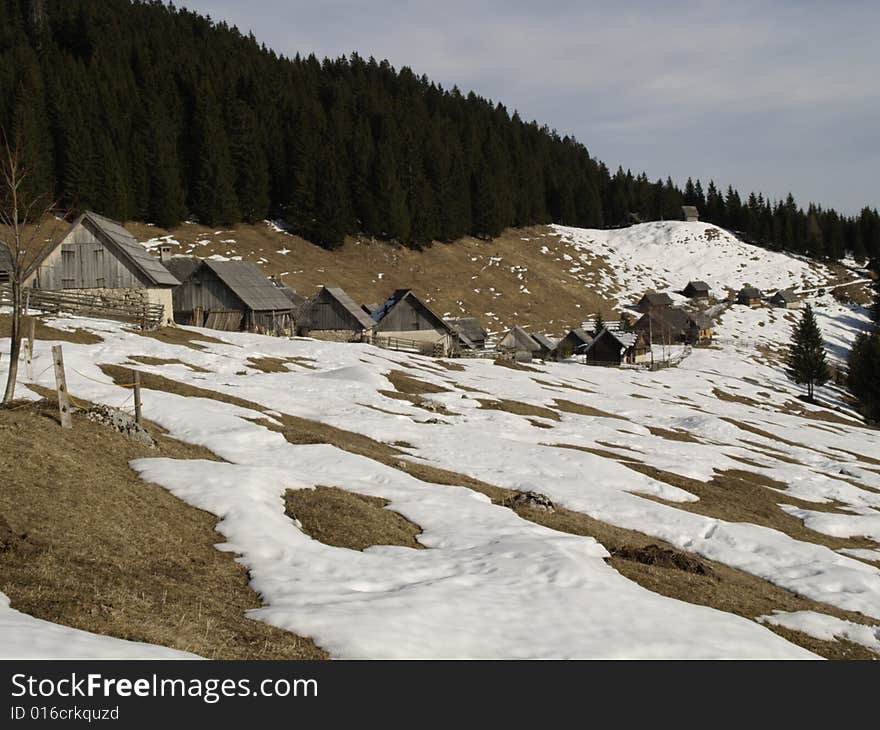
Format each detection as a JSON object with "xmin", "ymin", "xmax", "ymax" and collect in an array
[
  {"xmin": 686, "ymin": 280, "xmax": 710, "ymax": 292},
  {"xmin": 772, "ymin": 289, "xmax": 798, "ymax": 302},
  {"xmin": 274, "ymin": 282, "xmax": 306, "ymax": 307},
  {"xmin": 738, "ymin": 286, "xmax": 763, "ymax": 299},
  {"xmin": 372, "ymin": 288, "xmax": 452, "ymax": 333},
  {"xmin": 81, "ymin": 211, "xmax": 179, "ymax": 287},
  {"xmin": 445, "ymin": 317, "xmax": 487, "ymax": 343},
  {"xmin": 639, "ymin": 291, "xmax": 673, "ymax": 306},
  {"xmin": 322, "ymin": 286, "xmax": 375, "ymax": 330},
  {"xmin": 531, "ymin": 333, "xmax": 557, "ymax": 352},
  {"xmin": 164, "ymin": 256, "xmax": 202, "ymax": 282},
  {"xmin": 501, "ymin": 324, "xmax": 541, "ymax": 352},
  {"xmin": 202, "ymin": 260, "xmax": 294, "ymax": 312}
]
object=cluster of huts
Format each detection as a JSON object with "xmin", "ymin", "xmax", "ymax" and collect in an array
[{"xmin": 0, "ymin": 210, "xmax": 803, "ymax": 367}]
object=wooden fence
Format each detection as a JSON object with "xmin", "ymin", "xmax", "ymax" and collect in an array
[{"xmin": 0, "ymin": 285, "xmax": 165, "ymax": 330}]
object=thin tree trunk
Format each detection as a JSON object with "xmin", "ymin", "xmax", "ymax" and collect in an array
[{"xmin": 3, "ymin": 279, "xmax": 22, "ymax": 404}]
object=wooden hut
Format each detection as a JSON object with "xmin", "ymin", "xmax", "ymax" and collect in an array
[
  {"xmin": 531, "ymin": 333, "xmax": 557, "ymax": 360},
  {"xmin": 499, "ymin": 325, "xmax": 542, "ymax": 362},
  {"xmin": 770, "ymin": 289, "xmax": 799, "ymax": 308},
  {"xmin": 584, "ymin": 328, "xmax": 650, "ymax": 365},
  {"xmin": 634, "ymin": 307, "xmax": 713, "ymax": 345},
  {"xmin": 681, "ymin": 205, "xmax": 700, "ymax": 222},
  {"xmin": 371, "ymin": 289, "xmax": 456, "ymax": 356},
  {"xmin": 737, "ymin": 286, "xmax": 764, "ymax": 306},
  {"xmin": 299, "ymin": 286, "xmax": 375, "ymax": 342},
  {"xmin": 26, "ymin": 211, "xmax": 179, "ymax": 325},
  {"xmin": 683, "ymin": 280, "xmax": 710, "ymax": 299},
  {"xmin": 636, "ymin": 291, "xmax": 674, "ymax": 312},
  {"xmin": 445, "ymin": 317, "xmax": 488, "ymax": 351},
  {"xmin": 552, "ymin": 328, "xmax": 593, "ymax": 360},
  {"xmin": 166, "ymin": 257, "xmax": 294, "ymax": 333}
]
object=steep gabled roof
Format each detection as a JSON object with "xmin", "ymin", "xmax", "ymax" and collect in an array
[
  {"xmin": 445, "ymin": 317, "xmax": 487, "ymax": 343},
  {"xmin": 771, "ymin": 288, "xmax": 798, "ymax": 303},
  {"xmin": 500, "ymin": 324, "xmax": 541, "ymax": 352},
  {"xmin": 164, "ymin": 256, "xmax": 202, "ymax": 283},
  {"xmin": 638, "ymin": 291, "xmax": 673, "ymax": 307},
  {"xmin": 77, "ymin": 211, "xmax": 179, "ymax": 287},
  {"xmin": 685, "ymin": 280, "xmax": 710, "ymax": 292},
  {"xmin": 586, "ymin": 327, "xmax": 643, "ymax": 354},
  {"xmin": 202, "ymin": 260, "xmax": 295, "ymax": 312},
  {"xmin": 274, "ymin": 281, "xmax": 306, "ymax": 308},
  {"xmin": 531, "ymin": 333, "xmax": 557, "ymax": 352},
  {"xmin": 372, "ymin": 288, "xmax": 453, "ymax": 333},
  {"xmin": 320, "ymin": 286, "xmax": 375, "ymax": 330},
  {"xmin": 738, "ymin": 286, "xmax": 763, "ymax": 299}
]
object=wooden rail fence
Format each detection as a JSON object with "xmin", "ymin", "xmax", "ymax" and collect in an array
[{"xmin": 0, "ymin": 285, "xmax": 164, "ymax": 330}]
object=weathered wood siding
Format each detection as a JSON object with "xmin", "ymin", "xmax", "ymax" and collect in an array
[
  {"xmin": 308, "ymin": 291, "xmax": 365, "ymax": 331},
  {"xmin": 374, "ymin": 300, "xmax": 436, "ymax": 333},
  {"xmin": 34, "ymin": 224, "xmax": 150, "ymax": 290},
  {"xmin": 172, "ymin": 267, "xmax": 244, "ymax": 319}
]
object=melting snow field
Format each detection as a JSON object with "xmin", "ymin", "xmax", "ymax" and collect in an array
[{"xmin": 2, "ymin": 222, "xmax": 878, "ymax": 659}]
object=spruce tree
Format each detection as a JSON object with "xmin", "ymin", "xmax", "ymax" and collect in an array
[
  {"xmin": 848, "ymin": 331, "xmax": 880, "ymax": 422},
  {"xmin": 788, "ymin": 304, "xmax": 830, "ymax": 401},
  {"xmin": 593, "ymin": 313, "xmax": 605, "ymax": 337}
]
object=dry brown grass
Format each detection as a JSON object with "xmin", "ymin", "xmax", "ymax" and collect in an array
[
  {"xmin": 0, "ymin": 399, "xmax": 326, "ymax": 659},
  {"xmin": 0, "ymin": 314, "xmax": 103, "ymax": 345},
  {"xmin": 132, "ymin": 326, "xmax": 230, "ymax": 351},
  {"xmin": 553, "ymin": 399, "xmax": 625, "ymax": 420},
  {"xmin": 284, "ymin": 486, "xmax": 424, "ymax": 551},
  {"xmin": 385, "ymin": 370, "xmax": 449, "ymax": 395},
  {"xmin": 624, "ymin": 463, "xmax": 879, "ymax": 553},
  {"xmin": 127, "ymin": 355, "xmax": 210, "ymax": 372},
  {"xmin": 645, "ymin": 426, "xmax": 702, "ymax": 443},
  {"xmin": 121, "ymin": 221, "xmax": 616, "ymax": 334},
  {"xmin": 86, "ymin": 364, "xmax": 880, "ymax": 657},
  {"xmin": 245, "ymin": 356, "xmax": 294, "ymax": 373},
  {"xmin": 476, "ymin": 398, "xmax": 560, "ymax": 421}
]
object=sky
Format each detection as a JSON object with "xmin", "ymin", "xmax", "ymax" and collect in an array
[{"xmin": 179, "ymin": 0, "xmax": 879, "ymax": 214}]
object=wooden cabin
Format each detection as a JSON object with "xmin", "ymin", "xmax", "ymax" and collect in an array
[
  {"xmin": 26, "ymin": 211, "xmax": 179, "ymax": 324},
  {"xmin": 166, "ymin": 257, "xmax": 295, "ymax": 333},
  {"xmin": 683, "ymin": 280, "xmax": 710, "ymax": 299},
  {"xmin": 737, "ymin": 286, "xmax": 764, "ymax": 307},
  {"xmin": 584, "ymin": 328, "xmax": 651, "ymax": 366},
  {"xmin": 552, "ymin": 328, "xmax": 593, "ymax": 360},
  {"xmin": 371, "ymin": 289, "xmax": 456, "ymax": 356},
  {"xmin": 445, "ymin": 317, "xmax": 488, "ymax": 351},
  {"xmin": 634, "ymin": 307, "xmax": 712, "ymax": 345},
  {"xmin": 299, "ymin": 286, "xmax": 375, "ymax": 342},
  {"xmin": 770, "ymin": 289, "xmax": 799, "ymax": 308},
  {"xmin": 636, "ymin": 291, "xmax": 674, "ymax": 312},
  {"xmin": 531, "ymin": 333, "xmax": 557, "ymax": 360},
  {"xmin": 499, "ymin": 325, "xmax": 542, "ymax": 362},
  {"xmin": 681, "ymin": 205, "xmax": 700, "ymax": 222}
]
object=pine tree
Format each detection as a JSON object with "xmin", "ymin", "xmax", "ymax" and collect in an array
[
  {"xmin": 848, "ymin": 331, "xmax": 880, "ymax": 422},
  {"xmin": 593, "ymin": 313, "xmax": 605, "ymax": 337},
  {"xmin": 788, "ymin": 304, "xmax": 830, "ymax": 401}
]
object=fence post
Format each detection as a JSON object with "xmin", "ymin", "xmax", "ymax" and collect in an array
[
  {"xmin": 25, "ymin": 316, "xmax": 35, "ymax": 381},
  {"xmin": 51, "ymin": 345, "xmax": 72, "ymax": 429},
  {"xmin": 133, "ymin": 370, "xmax": 142, "ymax": 426}
]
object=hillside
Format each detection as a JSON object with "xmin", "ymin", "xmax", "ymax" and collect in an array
[
  {"xmin": 2, "ymin": 223, "xmax": 879, "ymax": 659},
  {"xmin": 124, "ymin": 218, "xmax": 867, "ymax": 336}
]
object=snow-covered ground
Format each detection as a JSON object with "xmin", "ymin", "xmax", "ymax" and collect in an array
[{"xmin": 2, "ymin": 222, "xmax": 878, "ymax": 658}]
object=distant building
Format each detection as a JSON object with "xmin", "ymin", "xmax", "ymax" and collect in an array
[
  {"xmin": 166, "ymin": 257, "xmax": 295, "ymax": 333},
  {"xmin": 299, "ymin": 286, "xmax": 375, "ymax": 342},
  {"xmin": 530, "ymin": 333, "xmax": 557, "ymax": 360},
  {"xmin": 770, "ymin": 289, "xmax": 800, "ymax": 308},
  {"xmin": 584, "ymin": 328, "xmax": 651, "ymax": 366},
  {"xmin": 681, "ymin": 205, "xmax": 700, "ymax": 222},
  {"xmin": 0, "ymin": 242, "xmax": 12, "ymax": 284},
  {"xmin": 552, "ymin": 328, "xmax": 593, "ymax": 360},
  {"xmin": 737, "ymin": 286, "xmax": 764, "ymax": 307},
  {"xmin": 682, "ymin": 280, "xmax": 711, "ymax": 299},
  {"xmin": 636, "ymin": 291, "xmax": 674, "ymax": 313},
  {"xmin": 371, "ymin": 288, "xmax": 456, "ymax": 356},
  {"xmin": 445, "ymin": 317, "xmax": 488, "ymax": 351},
  {"xmin": 25, "ymin": 210, "xmax": 179, "ymax": 325},
  {"xmin": 499, "ymin": 324, "xmax": 542, "ymax": 362},
  {"xmin": 634, "ymin": 308, "xmax": 712, "ymax": 345}
]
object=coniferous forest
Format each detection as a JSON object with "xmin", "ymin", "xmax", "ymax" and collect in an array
[{"xmin": 1, "ymin": 0, "xmax": 879, "ymax": 257}]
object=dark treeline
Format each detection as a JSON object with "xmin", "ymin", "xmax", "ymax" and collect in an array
[{"xmin": 2, "ymin": 0, "xmax": 878, "ymax": 258}]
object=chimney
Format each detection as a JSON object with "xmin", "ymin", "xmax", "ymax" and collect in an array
[{"xmin": 159, "ymin": 245, "xmax": 172, "ymax": 263}]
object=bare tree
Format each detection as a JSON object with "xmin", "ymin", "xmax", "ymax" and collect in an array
[{"xmin": 0, "ymin": 127, "xmax": 62, "ymax": 405}]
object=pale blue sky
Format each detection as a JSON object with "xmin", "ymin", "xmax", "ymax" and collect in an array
[{"xmin": 181, "ymin": 0, "xmax": 879, "ymax": 213}]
